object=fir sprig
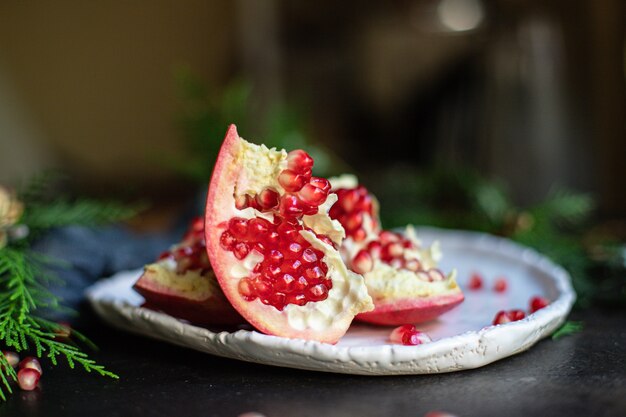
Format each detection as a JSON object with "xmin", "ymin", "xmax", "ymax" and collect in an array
[
  {"xmin": 0, "ymin": 176, "xmax": 135, "ymax": 400},
  {"xmin": 552, "ymin": 321, "xmax": 584, "ymax": 340},
  {"xmin": 0, "ymin": 247, "xmax": 119, "ymax": 400}
]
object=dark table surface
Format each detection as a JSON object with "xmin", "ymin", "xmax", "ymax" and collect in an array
[{"xmin": 2, "ymin": 306, "xmax": 626, "ymax": 417}]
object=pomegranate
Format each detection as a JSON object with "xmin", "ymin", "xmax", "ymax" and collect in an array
[
  {"xmin": 134, "ymin": 217, "xmax": 244, "ymax": 326},
  {"xmin": 204, "ymin": 125, "xmax": 373, "ymax": 343},
  {"xmin": 328, "ymin": 175, "xmax": 464, "ymax": 325}
]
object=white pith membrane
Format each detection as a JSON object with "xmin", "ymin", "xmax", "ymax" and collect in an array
[
  {"xmin": 329, "ymin": 175, "xmax": 461, "ymax": 303},
  {"xmin": 140, "ymin": 261, "xmax": 218, "ymax": 301},
  {"xmin": 208, "ymin": 135, "xmax": 374, "ymax": 337}
]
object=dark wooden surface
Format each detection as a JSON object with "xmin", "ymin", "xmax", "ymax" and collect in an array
[{"xmin": 2, "ymin": 307, "xmax": 626, "ymax": 417}]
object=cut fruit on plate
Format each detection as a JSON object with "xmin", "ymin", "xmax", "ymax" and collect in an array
[
  {"xmin": 133, "ymin": 217, "xmax": 243, "ymax": 326},
  {"xmin": 329, "ymin": 174, "xmax": 464, "ymax": 325},
  {"xmin": 204, "ymin": 125, "xmax": 373, "ymax": 344},
  {"xmin": 87, "ymin": 228, "xmax": 576, "ymax": 375}
]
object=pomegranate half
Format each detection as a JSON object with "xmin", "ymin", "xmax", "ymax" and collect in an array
[
  {"xmin": 205, "ymin": 125, "xmax": 373, "ymax": 343},
  {"xmin": 329, "ymin": 175, "xmax": 464, "ymax": 325},
  {"xmin": 134, "ymin": 217, "xmax": 244, "ymax": 326}
]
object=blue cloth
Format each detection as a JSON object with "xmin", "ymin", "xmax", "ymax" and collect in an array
[{"xmin": 32, "ymin": 225, "xmax": 178, "ymax": 316}]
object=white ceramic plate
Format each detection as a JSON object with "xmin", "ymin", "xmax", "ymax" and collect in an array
[{"xmin": 86, "ymin": 228, "xmax": 575, "ymax": 375}]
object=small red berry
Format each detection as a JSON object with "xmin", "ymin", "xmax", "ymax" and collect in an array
[
  {"xmin": 493, "ymin": 277, "xmax": 507, "ymax": 292},
  {"xmin": 529, "ymin": 296, "xmax": 550, "ymax": 313},
  {"xmin": 17, "ymin": 368, "xmax": 40, "ymax": 391},
  {"xmin": 468, "ymin": 273, "xmax": 483, "ymax": 290}
]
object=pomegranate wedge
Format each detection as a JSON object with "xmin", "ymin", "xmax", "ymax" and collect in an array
[
  {"xmin": 134, "ymin": 217, "xmax": 244, "ymax": 326},
  {"xmin": 205, "ymin": 125, "xmax": 373, "ymax": 343},
  {"xmin": 329, "ymin": 175, "xmax": 464, "ymax": 325}
]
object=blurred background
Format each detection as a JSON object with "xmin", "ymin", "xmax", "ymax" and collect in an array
[{"xmin": 0, "ymin": 0, "xmax": 624, "ymax": 211}]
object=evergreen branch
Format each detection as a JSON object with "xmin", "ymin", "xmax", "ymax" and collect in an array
[
  {"xmin": 21, "ymin": 199, "xmax": 143, "ymax": 231},
  {"xmin": 0, "ymin": 248, "xmax": 118, "ymax": 400},
  {"xmin": 552, "ymin": 321, "xmax": 584, "ymax": 340},
  {"xmin": 536, "ymin": 188, "xmax": 594, "ymax": 225}
]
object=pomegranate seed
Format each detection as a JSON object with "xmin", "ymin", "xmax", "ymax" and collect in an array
[
  {"xmin": 293, "ymin": 276, "xmax": 308, "ymax": 291},
  {"xmin": 307, "ymin": 283, "xmax": 329, "ymax": 301},
  {"xmin": 281, "ymin": 259, "xmax": 302, "ymax": 275},
  {"xmin": 301, "ymin": 248, "xmax": 318, "ymax": 263},
  {"xmin": 529, "ymin": 296, "xmax": 550, "ymax": 313},
  {"xmin": 309, "ymin": 176, "xmax": 331, "ymax": 192},
  {"xmin": 256, "ymin": 188, "xmax": 279, "ymax": 209},
  {"xmin": 352, "ymin": 229, "xmax": 367, "ymax": 242},
  {"xmin": 238, "ymin": 278, "xmax": 254, "ymax": 299},
  {"xmin": 427, "ymin": 269, "xmax": 445, "ymax": 281},
  {"xmin": 389, "ymin": 324, "xmax": 416, "ymax": 344},
  {"xmin": 493, "ymin": 309, "xmax": 526, "ymax": 325},
  {"xmin": 248, "ymin": 218, "xmax": 270, "ymax": 238},
  {"xmin": 278, "ymin": 169, "xmax": 307, "ymax": 192},
  {"xmin": 509, "ymin": 309, "xmax": 526, "ymax": 321},
  {"xmin": 219, "ymin": 231, "xmax": 236, "ymax": 250},
  {"xmin": 287, "ymin": 149, "xmax": 314, "ymax": 173},
  {"xmin": 338, "ymin": 190, "xmax": 359, "ymax": 212},
  {"xmin": 17, "ymin": 368, "xmax": 40, "ymax": 391},
  {"xmin": 235, "ymin": 194, "xmax": 249, "ymax": 209},
  {"xmin": 286, "ymin": 293, "xmax": 307, "ymax": 306},
  {"xmin": 424, "ymin": 412, "xmax": 459, "ymax": 417},
  {"xmin": 405, "ymin": 259, "xmax": 421, "ymax": 271},
  {"xmin": 2, "ymin": 351, "xmax": 19, "ymax": 368},
  {"xmin": 379, "ymin": 231, "xmax": 399, "ymax": 244},
  {"xmin": 351, "ymin": 250, "xmax": 373, "ymax": 274},
  {"xmin": 266, "ymin": 249, "xmax": 284, "ymax": 265},
  {"xmin": 468, "ymin": 273, "xmax": 483, "ymax": 290},
  {"xmin": 493, "ymin": 277, "xmax": 507, "ymax": 292},
  {"xmin": 367, "ymin": 241, "xmax": 382, "ymax": 257},
  {"xmin": 344, "ymin": 212, "xmax": 363, "ymax": 232},
  {"xmin": 275, "ymin": 274, "xmax": 296, "ymax": 292},
  {"xmin": 304, "ymin": 266, "xmax": 324, "ymax": 280},
  {"xmin": 19, "ymin": 357, "xmax": 42, "ymax": 375},
  {"xmin": 402, "ymin": 330, "xmax": 431, "ymax": 346},
  {"xmin": 389, "ymin": 324, "xmax": 431, "ymax": 345},
  {"xmin": 233, "ymin": 242, "xmax": 250, "ymax": 260},
  {"xmin": 279, "ymin": 194, "xmax": 305, "ymax": 218},
  {"xmin": 228, "ymin": 218, "xmax": 249, "ymax": 239},
  {"xmin": 493, "ymin": 310, "xmax": 511, "ymax": 325},
  {"xmin": 299, "ymin": 182, "xmax": 328, "ymax": 206}
]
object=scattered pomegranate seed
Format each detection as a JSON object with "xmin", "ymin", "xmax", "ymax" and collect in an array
[
  {"xmin": 529, "ymin": 296, "xmax": 550, "ymax": 313},
  {"xmin": 424, "ymin": 412, "xmax": 459, "ymax": 417},
  {"xmin": 17, "ymin": 368, "xmax": 40, "ymax": 391},
  {"xmin": 493, "ymin": 277, "xmax": 507, "ymax": 292},
  {"xmin": 1, "ymin": 351, "xmax": 19, "ymax": 368},
  {"xmin": 19, "ymin": 356, "xmax": 42, "ymax": 375},
  {"xmin": 389, "ymin": 324, "xmax": 431, "ymax": 345},
  {"xmin": 493, "ymin": 309, "xmax": 526, "ymax": 325},
  {"xmin": 468, "ymin": 273, "xmax": 483, "ymax": 290}
]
